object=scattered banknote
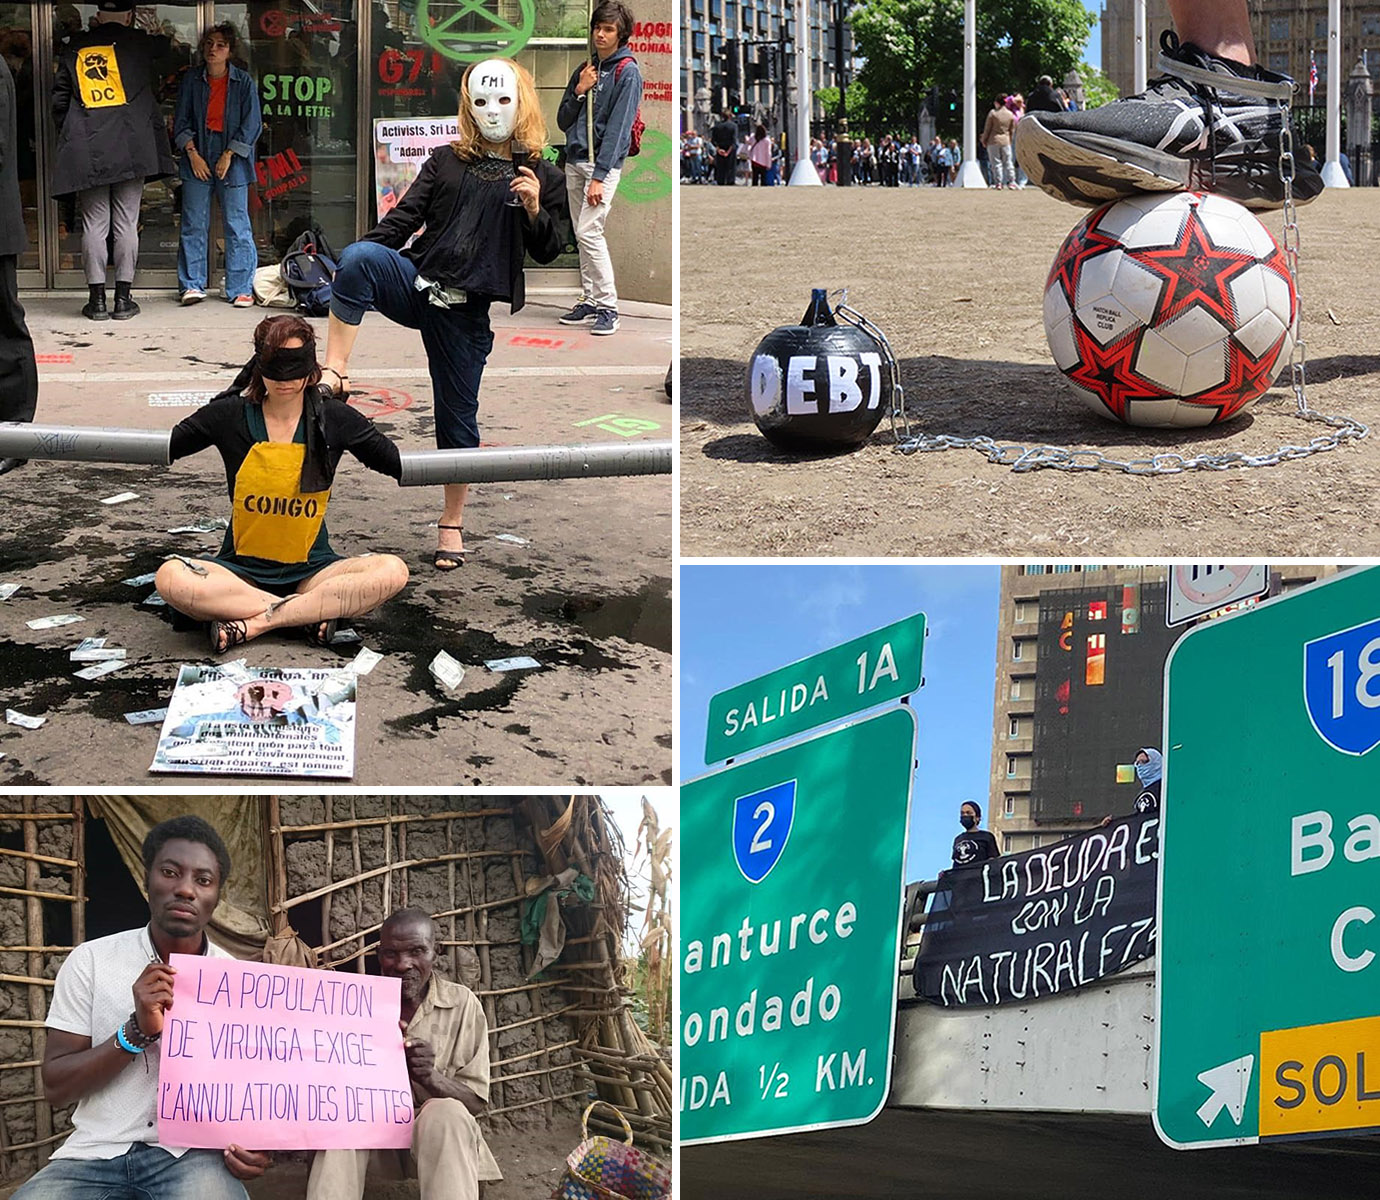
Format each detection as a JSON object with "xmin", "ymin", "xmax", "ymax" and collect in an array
[
  {"xmin": 74, "ymin": 659, "xmax": 127, "ymax": 681},
  {"xmin": 123, "ymin": 708, "xmax": 169, "ymax": 725},
  {"xmin": 73, "ymin": 637, "xmax": 107, "ymax": 651},
  {"xmin": 26, "ymin": 614, "xmax": 84, "ymax": 630},
  {"xmin": 349, "ymin": 647, "xmax": 383, "ymax": 676},
  {"xmin": 70, "ymin": 648, "xmax": 127, "ymax": 663},
  {"xmin": 167, "ymin": 518, "xmax": 228, "ymax": 534},
  {"xmin": 485, "ymin": 656, "xmax": 542, "ymax": 672},
  {"xmin": 493, "ymin": 533, "xmax": 529, "ymax": 545},
  {"xmin": 142, "ymin": 594, "xmax": 167, "ymax": 607},
  {"xmin": 5, "ymin": 709, "xmax": 46, "ymax": 729},
  {"xmin": 429, "ymin": 650, "xmax": 466, "ymax": 691},
  {"xmin": 0, "ymin": 583, "xmax": 19, "ymax": 601},
  {"xmin": 122, "ymin": 572, "xmax": 158, "ymax": 586},
  {"xmin": 329, "ymin": 628, "xmax": 362, "ymax": 645},
  {"xmin": 217, "ymin": 659, "xmax": 254, "ymax": 685},
  {"xmin": 100, "ymin": 492, "xmax": 139, "ymax": 505}
]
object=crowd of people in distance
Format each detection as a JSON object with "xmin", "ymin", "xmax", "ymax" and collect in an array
[{"xmin": 680, "ymin": 74, "xmax": 1083, "ymax": 189}]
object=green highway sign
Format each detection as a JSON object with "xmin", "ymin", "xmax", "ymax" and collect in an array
[
  {"xmin": 681, "ymin": 705, "xmax": 916, "ymax": 1143},
  {"xmin": 1156, "ymin": 566, "xmax": 1380, "ymax": 1149},
  {"xmin": 705, "ymin": 613, "xmax": 924, "ymax": 764}
]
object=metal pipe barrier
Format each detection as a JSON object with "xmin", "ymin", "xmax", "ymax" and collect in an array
[
  {"xmin": 0, "ymin": 423, "xmax": 172, "ymax": 465},
  {"xmin": 0, "ymin": 424, "xmax": 673, "ymax": 485}
]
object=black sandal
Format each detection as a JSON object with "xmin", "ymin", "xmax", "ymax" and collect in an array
[
  {"xmin": 303, "ymin": 618, "xmax": 339, "ymax": 648},
  {"xmin": 433, "ymin": 524, "xmax": 466, "ymax": 571},
  {"xmin": 208, "ymin": 618, "xmax": 249, "ymax": 656}
]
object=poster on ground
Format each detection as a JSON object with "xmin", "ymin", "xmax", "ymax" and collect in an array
[
  {"xmin": 149, "ymin": 664, "xmax": 357, "ymax": 778},
  {"xmin": 158, "ymin": 955, "xmax": 413, "ymax": 1150}
]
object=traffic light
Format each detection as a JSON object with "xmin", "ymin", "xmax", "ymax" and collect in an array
[
  {"xmin": 947, "ymin": 89, "xmax": 958, "ymax": 113},
  {"xmin": 718, "ymin": 37, "xmax": 740, "ymax": 96}
]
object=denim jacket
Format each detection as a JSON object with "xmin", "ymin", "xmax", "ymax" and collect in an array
[{"xmin": 173, "ymin": 63, "xmax": 262, "ymax": 186}]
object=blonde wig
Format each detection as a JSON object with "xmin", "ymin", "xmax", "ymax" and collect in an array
[{"xmin": 453, "ymin": 59, "xmax": 548, "ymax": 160}]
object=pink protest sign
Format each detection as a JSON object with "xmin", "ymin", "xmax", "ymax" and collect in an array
[{"xmin": 157, "ymin": 954, "xmax": 414, "ymax": 1150}]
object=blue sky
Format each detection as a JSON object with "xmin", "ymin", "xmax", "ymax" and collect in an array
[
  {"xmin": 680, "ymin": 564, "xmax": 1002, "ymax": 882},
  {"xmin": 1083, "ymin": 0, "xmax": 1102, "ymax": 70}
]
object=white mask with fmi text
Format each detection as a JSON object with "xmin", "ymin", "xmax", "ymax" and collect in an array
[{"xmin": 468, "ymin": 60, "xmax": 518, "ymax": 143}]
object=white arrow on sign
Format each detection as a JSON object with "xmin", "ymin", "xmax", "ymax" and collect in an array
[{"xmin": 1195, "ymin": 1055, "xmax": 1254, "ymax": 1128}]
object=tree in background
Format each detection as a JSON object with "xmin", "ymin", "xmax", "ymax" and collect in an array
[
  {"xmin": 850, "ymin": 0, "xmax": 1096, "ymax": 138},
  {"xmin": 1078, "ymin": 61, "xmax": 1119, "ymax": 108}
]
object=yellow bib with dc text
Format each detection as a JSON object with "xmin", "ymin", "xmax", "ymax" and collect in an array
[
  {"xmin": 231, "ymin": 442, "xmax": 330, "ymax": 563},
  {"xmin": 75, "ymin": 46, "xmax": 128, "ymax": 109}
]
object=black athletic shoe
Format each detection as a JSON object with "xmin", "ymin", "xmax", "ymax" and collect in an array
[{"xmin": 1016, "ymin": 30, "xmax": 1323, "ymax": 211}]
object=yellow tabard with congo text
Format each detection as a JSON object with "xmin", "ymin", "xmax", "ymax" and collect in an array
[
  {"xmin": 231, "ymin": 442, "xmax": 330, "ymax": 564},
  {"xmin": 75, "ymin": 46, "xmax": 128, "ymax": 109}
]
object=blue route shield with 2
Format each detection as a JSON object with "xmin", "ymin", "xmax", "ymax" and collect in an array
[
  {"xmin": 1303, "ymin": 616, "xmax": 1380, "ymax": 756},
  {"xmin": 733, "ymin": 780, "xmax": 796, "ymax": 883}
]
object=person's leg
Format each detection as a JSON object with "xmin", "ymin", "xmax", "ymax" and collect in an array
[
  {"xmin": 219, "ymin": 181, "xmax": 257, "ymax": 300},
  {"xmin": 573, "ymin": 167, "xmax": 620, "ymax": 317},
  {"xmin": 564, "ymin": 162, "xmax": 595, "ymax": 305},
  {"xmin": 412, "ymin": 1098, "xmax": 485, "ymax": 1200},
  {"xmin": 109, "ymin": 176, "xmax": 144, "ymax": 285},
  {"xmin": 78, "ymin": 184, "xmax": 112, "ymax": 286},
  {"xmin": 11, "ymin": 1154, "xmax": 131, "ymax": 1199},
  {"xmin": 323, "ymin": 241, "xmax": 423, "ymax": 393},
  {"xmin": 418, "ymin": 305, "xmax": 492, "ymax": 567},
  {"xmin": 1168, "ymin": 0, "xmax": 1254, "ymax": 62},
  {"xmin": 305, "ymin": 1148, "xmax": 373, "ymax": 1200},
  {"xmin": 156, "ymin": 554, "xmax": 408, "ymax": 647},
  {"xmin": 130, "ymin": 1144, "xmax": 248, "ymax": 1200},
  {"xmin": 0, "ymin": 254, "xmax": 38, "ymax": 425},
  {"xmin": 178, "ymin": 177, "xmax": 213, "ymax": 296}
]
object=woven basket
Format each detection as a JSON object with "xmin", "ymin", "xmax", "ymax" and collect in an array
[{"xmin": 551, "ymin": 1102, "xmax": 671, "ymax": 1200}]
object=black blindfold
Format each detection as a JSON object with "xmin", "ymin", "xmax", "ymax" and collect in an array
[{"xmin": 258, "ymin": 345, "xmax": 318, "ymax": 380}]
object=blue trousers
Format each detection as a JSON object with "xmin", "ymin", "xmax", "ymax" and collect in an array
[
  {"xmin": 12, "ymin": 1144, "xmax": 248, "ymax": 1200},
  {"xmin": 178, "ymin": 176, "xmax": 256, "ymax": 298},
  {"xmin": 330, "ymin": 241, "xmax": 493, "ymax": 450}
]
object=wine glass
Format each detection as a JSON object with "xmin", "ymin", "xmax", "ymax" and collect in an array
[{"xmin": 505, "ymin": 142, "xmax": 531, "ymax": 207}]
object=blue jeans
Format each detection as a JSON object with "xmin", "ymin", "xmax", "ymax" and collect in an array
[
  {"xmin": 12, "ymin": 1144, "xmax": 248, "ymax": 1200},
  {"xmin": 178, "ymin": 176, "xmax": 256, "ymax": 298},
  {"xmin": 330, "ymin": 241, "xmax": 493, "ymax": 450}
]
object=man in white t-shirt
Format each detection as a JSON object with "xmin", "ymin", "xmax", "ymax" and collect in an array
[{"xmin": 13, "ymin": 815, "xmax": 271, "ymax": 1199}]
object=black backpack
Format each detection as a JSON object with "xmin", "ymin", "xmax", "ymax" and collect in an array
[{"xmin": 280, "ymin": 227, "xmax": 340, "ymax": 317}]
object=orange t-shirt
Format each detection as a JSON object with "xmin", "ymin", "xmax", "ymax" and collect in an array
[{"xmin": 206, "ymin": 74, "xmax": 228, "ymax": 133}]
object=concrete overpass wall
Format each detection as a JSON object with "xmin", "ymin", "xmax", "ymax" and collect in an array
[{"xmin": 891, "ymin": 959, "xmax": 1156, "ymax": 1114}]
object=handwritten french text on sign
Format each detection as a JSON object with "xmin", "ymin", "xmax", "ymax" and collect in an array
[
  {"xmin": 158, "ymin": 956, "xmax": 414, "ymax": 1150},
  {"xmin": 705, "ymin": 613, "xmax": 924, "ymax": 763}
]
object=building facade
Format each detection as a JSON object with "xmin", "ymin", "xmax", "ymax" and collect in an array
[
  {"xmin": 1103, "ymin": 0, "xmax": 1380, "ymax": 97},
  {"xmin": 1, "ymin": 0, "xmax": 672, "ymax": 300},
  {"xmin": 680, "ymin": 0, "xmax": 852, "ymax": 133},
  {"xmin": 989, "ymin": 563, "xmax": 1338, "ymax": 854}
]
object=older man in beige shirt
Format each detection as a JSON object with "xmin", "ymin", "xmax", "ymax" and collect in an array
[{"xmin": 307, "ymin": 908, "xmax": 501, "ymax": 1200}]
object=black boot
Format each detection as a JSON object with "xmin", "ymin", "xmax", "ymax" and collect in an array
[
  {"xmin": 112, "ymin": 281, "xmax": 140, "ymax": 320},
  {"xmin": 82, "ymin": 284, "xmax": 109, "ymax": 321}
]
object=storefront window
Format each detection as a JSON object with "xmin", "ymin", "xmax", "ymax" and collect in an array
[
  {"xmin": 0, "ymin": 4, "xmax": 37, "ymax": 270},
  {"xmin": 214, "ymin": 1, "xmax": 359, "ymax": 260}
]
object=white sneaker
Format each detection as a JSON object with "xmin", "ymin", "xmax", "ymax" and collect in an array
[{"xmin": 180, "ymin": 289, "xmax": 206, "ymax": 305}]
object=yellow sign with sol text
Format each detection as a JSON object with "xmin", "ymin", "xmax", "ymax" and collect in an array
[
  {"xmin": 75, "ymin": 46, "xmax": 128, "ymax": 109},
  {"xmin": 1259, "ymin": 1014, "xmax": 1380, "ymax": 1139}
]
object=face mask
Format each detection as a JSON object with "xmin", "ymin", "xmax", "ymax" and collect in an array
[
  {"xmin": 468, "ymin": 60, "xmax": 518, "ymax": 144},
  {"xmin": 1135, "ymin": 750, "xmax": 1163, "ymax": 786},
  {"xmin": 258, "ymin": 344, "xmax": 317, "ymax": 381},
  {"xmin": 960, "ymin": 814, "xmax": 977, "ymax": 830}
]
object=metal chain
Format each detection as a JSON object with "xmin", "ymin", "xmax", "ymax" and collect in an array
[
  {"xmin": 830, "ymin": 289, "xmax": 911, "ymax": 441},
  {"xmin": 888, "ymin": 88, "xmax": 1367, "ymax": 474}
]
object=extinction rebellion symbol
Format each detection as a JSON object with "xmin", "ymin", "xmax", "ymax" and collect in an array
[
  {"xmin": 732, "ymin": 780, "xmax": 795, "ymax": 884},
  {"xmin": 415, "ymin": 0, "xmax": 536, "ymax": 62},
  {"xmin": 1303, "ymin": 616, "xmax": 1380, "ymax": 756}
]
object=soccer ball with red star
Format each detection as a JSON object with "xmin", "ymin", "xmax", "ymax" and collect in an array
[{"xmin": 1043, "ymin": 192, "xmax": 1297, "ymax": 428}]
